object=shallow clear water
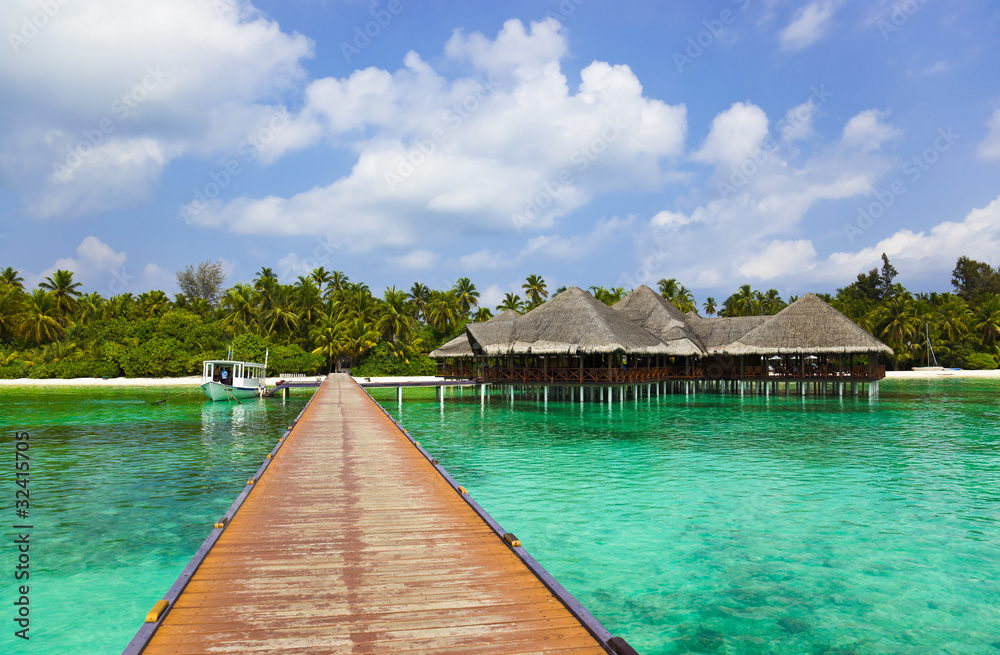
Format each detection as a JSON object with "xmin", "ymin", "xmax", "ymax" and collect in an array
[
  {"xmin": 0, "ymin": 387, "xmax": 309, "ymax": 654},
  {"xmin": 2, "ymin": 380, "xmax": 998, "ymax": 654},
  {"xmin": 370, "ymin": 380, "xmax": 1000, "ymax": 654}
]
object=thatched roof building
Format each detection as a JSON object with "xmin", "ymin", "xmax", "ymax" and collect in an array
[
  {"xmin": 431, "ymin": 286, "xmax": 891, "ymax": 366},
  {"xmin": 613, "ymin": 285, "xmax": 704, "ymax": 356},
  {"xmin": 721, "ymin": 293, "xmax": 894, "ymax": 355},
  {"xmin": 476, "ymin": 287, "xmax": 673, "ymax": 356},
  {"xmin": 427, "ymin": 333, "xmax": 473, "ymax": 359},
  {"xmin": 685, "ymin": 315, "xmax": 769, "ymax": 355},
  {"xmin": 429, "ymin": 310, "xmax": 519, "ymax": 359},
  {"xmin": 465, "ymin": 310, "xmax": 518, "ymax": 357}
]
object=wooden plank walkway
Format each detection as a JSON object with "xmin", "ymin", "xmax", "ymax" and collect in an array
[{"xmin": 128, "ymin": 374, "xmax": 628, "ymax": 654}]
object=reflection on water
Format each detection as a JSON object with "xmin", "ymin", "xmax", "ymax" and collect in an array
[{"xmin": 0, "ymin": 386, "xmax": 311, "ymax": 655}]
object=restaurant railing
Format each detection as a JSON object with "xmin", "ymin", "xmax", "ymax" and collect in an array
[{"xmin": 437, "ymin": 363, "xmax": 887, "ymax": 382}]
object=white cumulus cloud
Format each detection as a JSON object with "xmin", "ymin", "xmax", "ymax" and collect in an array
[
  {"xmin": 193, "ymin": 19, "xmax": 687, "ymax": 250},
  {"xmin": 693, "ymin": 102, "xmax": 769, "ymax": 165},
  {"xmin": 977, "ymin": 109, "xmax": 1000, "ymax": 161},
  {"xmin": 780, "ymin": 1, "xmax": 837, "ymax": 52}
]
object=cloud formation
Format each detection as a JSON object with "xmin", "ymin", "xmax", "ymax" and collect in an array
[
  {"xmin": 0, "ymin": 0, "xmax": 311, "ymax": 218},
  {"xmin": 780, "ymin": 1, "xmax": 837, "ymax": 52},
  {"xmin": 186, "ymin": 19, "xmax": 687, "ymax": 249},
  {"xmin": 978, "ymin": 109, "xmax": 1000, "ymax": 161}
]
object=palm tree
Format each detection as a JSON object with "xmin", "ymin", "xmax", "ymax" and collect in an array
[
  {"xmin": 0, "ymin": 267, "xmax": 25, "ymax": 291},
  {"xmin": 336, "ymin": 316, "xmax": 379, "ymax": 366},
  {"xmin": 105, "ymin": 293, "xmax": 137, "ymax": 320},
  {"xmin": 472, "ymin": 307, "xmax": 493, "ymax": 321},
  {"xmin": 973, "ymin": 294, "xmax": 1000, "ymax": 344},
  {"xmin": 878, "ymin": 295, "xmax": 920, "ymax": 356},
  {"xmin": 723, "ymin": 284, "xmax": 758, "ymax": 317},
  {"xmin": 935, "ymin": 296, "xmax": 972, "ymax": 342},
  {"xmin": 138, "ymin": 290, "xmax": 172, "ymax": 318},
  {"xmin": 452, "ymin": 277, "xmax": 480, "ymax": 316},
  {"xmin": 342, "ymin": 285, "xmax": 376, "ymax": 323},
  {"xmin": 40, "ymin": 269, "xmax": 83, "ymax": 316},
  {"xmin": 310, "ymin": 267, "xmax": 332, "ymax": 289},
  {"xmin": 294, "ymin": 276, "xmax": 324, "ymax": 329},
  {"xmin": 18, "ymin": 290, "xmax": 65, "ymax": 344},
  {"xmin": 220, "ymin": 284, "xmax": 257, "ymax": 333},
  {"xmin": 522, "ymin": 274, "xmax": 548, "ymax": 309},
  {"xmin": 760, "ymin": 289, "xmax": 786, "ymax": 315},
  {"xmin": 408, "ymin": 282, "xmax": 431, "ymax": 322},
  {"xmin": 327, "ymin": 270, "xmax": 350, "ymax": 297},
  {"xmin": 377, "ymin": 287, "xmax": 415, "ymax": 343},
  {"xmin": 426, "ymin": 291, "xmax": 461, "ymax": 331},
  {"xmin": 260, "ymin": 286, "xmax": 300, "ymax": 338},
  {"xmin": 253, "ymin": 267, "xmax": 278, "ymax": 288},
  {"xmin": 672, "ymin": 285, "xmax": 696, "ymax": 313},
  {"xmin": 703, "ymin": 297, "xmax": 717, "ymax": 317},
  {"xmin": 657, "ymin": 278, "xmax": 679, "ymax": 300},
  {"xmin": 497, "ymin": 292, "xmax": 524, "ymax": 313},
  {"xmin": 590, "ymin": 287, "xmax": 626, "ymax": 306},
  {"xmin": 309, "ymin": 311, "xmax": 341, "ymax": 373},
  {"xmin": 0, "ymin": 288, "xmax": 23, "ymax": 340}
]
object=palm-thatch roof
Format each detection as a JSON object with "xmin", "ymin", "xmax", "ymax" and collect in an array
[
  {"xmin": 613, "ymin": 285, "xmax": 704, "ymax": 356},
  {"xmin": 427, "ymin": 333, "xmax": 473, "ymax": 359},
  {"xmin": 484, "ymin": 287, "xmax": 673, "ymax": 356},
  {"xmin": 465, "ymin": 310, "xmax": 518, "ymax": 357},
  {"xmin": 722, "ymin": 293, "xmax": 894, "ymax": 355},
  {"xmin": 685, "ymin": 315, "xmax": 768, "ymax": 354},
  {"xmin": 429, "ymin": 310, "xmax": 519, "ymax": 359}
]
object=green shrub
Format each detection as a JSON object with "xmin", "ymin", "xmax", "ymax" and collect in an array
[
  {"xmin": 230, "ymin": 333, "xmax": 268, "ymax": 363},
  {"xmin": 352, "ymin": 343, "xmax": 437, "ymax": 377},
  {"xmin": 28, "ymin": 360, "xmax": 118, "ymax": 379},
  {"xmin": 267, "ymin": 344, "xmax": 324, "ymax": 375},
  {"xmin": 0, "ymin": 361, "xmax": 31, "ymax": 379},
  {"xmin": 965, "ymin": 352, "xmax": 999, "ymax": 370}
]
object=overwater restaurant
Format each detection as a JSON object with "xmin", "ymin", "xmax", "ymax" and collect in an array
[{"xmin": 430, "ymin": 286, "xmax": 892, "ymax": 397}]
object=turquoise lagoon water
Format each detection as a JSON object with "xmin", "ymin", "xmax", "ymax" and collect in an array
[
  {"xmin": 2, "ymin": 380, "xmax": 998, "ymax": 654},
  {"xmin": 0, "ymin": 387, "xmax": 310, "ymax": 654},
  {"xmin": 369, "ymin": 380, "xmax": 1000, "ymax": 654}
]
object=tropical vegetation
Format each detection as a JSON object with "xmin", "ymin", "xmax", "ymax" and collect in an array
[{"xmin": 1, "ymin": 255, "xmax": 998, "ymax": 378}]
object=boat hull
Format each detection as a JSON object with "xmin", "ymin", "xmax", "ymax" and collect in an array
[{"xmin": 201, "ymin": 381, "xmax": 262, "ymax": 402}]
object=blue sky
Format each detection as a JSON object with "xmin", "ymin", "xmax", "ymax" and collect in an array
[{"xmin": 2, "ymin": 0, "xmax": 999, "ymax": 310}]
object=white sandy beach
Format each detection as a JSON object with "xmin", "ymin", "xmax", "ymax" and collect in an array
[
  {"xmin": 0, "ymin": 375, "xmax": 447, "ymax": 387},
  {"xmin": 884, "ymin": 369, "xmax": 1000, "ymax": 379}
]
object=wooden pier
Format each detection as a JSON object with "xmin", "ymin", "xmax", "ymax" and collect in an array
[{"xmin": 126, "ymin": 374, "xmax": 633, "ymax": 654}]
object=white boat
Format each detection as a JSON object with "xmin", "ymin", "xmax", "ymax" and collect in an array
[{"xmin": 201, "ymin": 359, "xmax": 267, "ymax": 401}]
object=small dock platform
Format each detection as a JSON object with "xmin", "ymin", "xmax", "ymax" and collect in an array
[
  {"xmin": 264, "ymin": 377, "xmax": 480, "ymax": 399},
  {"xmin": 126, "ymin": 374, "xmax": 633, "ymax": 654}
]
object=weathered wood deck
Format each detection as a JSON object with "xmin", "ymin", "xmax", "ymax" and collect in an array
[{"xmin": 128, "ymin": 374, "xmax": 627, "ymax": 654}]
